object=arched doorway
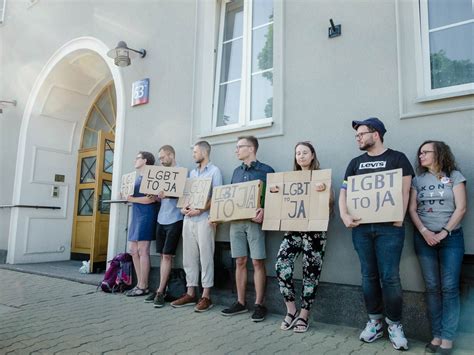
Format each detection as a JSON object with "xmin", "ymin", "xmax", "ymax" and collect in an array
[
  {"xmin": 71, "ymin": 83, "xmax": 116, "ymax": 272},
  {"xmin": 7, "ymin": 37, "xmax": 126, "ymax": 267}
]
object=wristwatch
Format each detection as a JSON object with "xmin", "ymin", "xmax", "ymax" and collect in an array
[{"xmin": 441, "ymin": 227, "xmax": 451, "ymax": 236}]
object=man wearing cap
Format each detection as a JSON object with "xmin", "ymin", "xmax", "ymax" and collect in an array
[{"xmin": 338, "ymin": 117, "xmax": 414, "ymax": 351}]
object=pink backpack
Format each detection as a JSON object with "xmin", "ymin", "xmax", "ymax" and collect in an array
[{"xmin": 99, "ymin": 253, "xmax": 133, "ymax": 293}]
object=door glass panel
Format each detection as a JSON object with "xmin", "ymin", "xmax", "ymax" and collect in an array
[
  {"xmin": 100, "ymin": 180, "xmax": 112, "ymax": 214},
  {"xmin": 97, "ymin": 94, "xmax": 114, "ymax": 128},
  {"xmin": 78, "ymin": 189, "xmax": 94, "ymax": 216},
  {"xmin": 80, "ymin": 156, "xmax": 96, "ymax": 183},
  {"xmin": 103, "ymin": 139, "xmax": 114, "ymax": 173},
  {"xmin": 87, "ymin": 108, "xmax": 109, "ymax": 132},
  {"xmin": 82, "ymin": 129, "xmax": 98, "ymax": 149}
]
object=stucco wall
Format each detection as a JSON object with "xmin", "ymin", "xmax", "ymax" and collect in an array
[{"xmin": 1, "ymin": 0, "xmax": 472, "ymax": 292}]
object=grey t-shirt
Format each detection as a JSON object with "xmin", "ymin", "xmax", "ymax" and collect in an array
[{"xmin": 412, "ymin": 170, "xmax": 466, "ymax": 231}]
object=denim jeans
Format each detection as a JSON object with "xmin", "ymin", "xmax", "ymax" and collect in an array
[
  {"xmin": 352, "ymin": 223, "xmax": 405, "ymax": 322},
  {"xmin": 414, "ymin": 228, "xmax": 464, "ymax": 340}
]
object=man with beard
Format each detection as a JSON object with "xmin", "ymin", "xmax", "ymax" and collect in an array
[
  {"xmin": 145, "ymin": 145, "xmax": 184, "ymax": 308},
  {"xmin": 338, "ymin": 118, "xmax": 414, "ymax": 351},
  {"xmin": 170, "ymin": 141, "xmax": 223, "ymax": 312}
]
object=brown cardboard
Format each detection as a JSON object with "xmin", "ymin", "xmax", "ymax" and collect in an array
[
  {"xmin": 209, "ymin": 180, "xmax": 262, "ymax": 222},
  {"xmin": 262, "ymin": 169, "xmax": 332, "ymax": 231},
  {"xmin": 120, "ymin": 171, "xmax": 137, "ymax": 198},
  {"xmin": 139, "ymin": 166, "xmax": 188, "ymax": 197},
  {"xmin": 346, "ymin": 168, "xmax": 403, "ymax": 223},
  {"xmin": 176, "ymin": 178, "xmax": 213, "ymax": 209}
]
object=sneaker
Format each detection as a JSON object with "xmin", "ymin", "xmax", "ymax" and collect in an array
[
  {"xmin": 153, "ymin": 292, "xmax": 165, "ymax": 308},
  {"xmin": 251, "ymin": 304, "xmax": 267, "ymax": 322},
  {"xmin": 388, "ymin": 323, "xmax": 408, "ymax": 350},
  {"xmin": 194, "ymin": 297, "xmax": 213, "ymax": 312},
  {"xmin": 359, "ymin": 319, "xmax": 383, "ymax": 343},
  {"xmin": 221, "ymin": 301, "xmax": 248, "ymax": 316},
  {"xmin": 144, "ymin": 292, "xmax": 157, "ymax": 303},
  {"xmin": 171, "ymin": 294, "xmax": 197, "ymax": 308}
]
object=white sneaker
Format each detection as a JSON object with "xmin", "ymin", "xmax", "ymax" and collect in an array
[
  {"xmin": 388, "ymin": 323, "xmax": 409, "ymax": 350},
  {"xmin": 359, "ymin": 319, "xmax": 383, "ymax": 343}
]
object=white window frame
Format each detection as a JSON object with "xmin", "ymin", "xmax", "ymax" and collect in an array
[
  {"xmin": 419, "ymin": 0, "xmax": 474, "ymax": 98},
  {"xmin": 0, "ymin": 0, "xmax": 6, "ymax": 25},
  {"xmin": 212, "ymin": 0, "xmax": 274, "ymax": 133}
]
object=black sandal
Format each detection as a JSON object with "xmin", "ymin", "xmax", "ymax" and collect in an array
[
  {"xmin": 280, "ymin": 310, "xmax": 298, "ymax": 330},
  {"xmin": 293, "ymin": 317, "xmax": 309, "ymax": 333}
]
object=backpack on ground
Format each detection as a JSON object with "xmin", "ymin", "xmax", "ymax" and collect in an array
[
  {"xmin": 99, "ymin": 253, "xmax": 133, "ymax": 293},
  {"xmin": 164, "ymin": 268, "xmax": 186, "ymax": 301}
]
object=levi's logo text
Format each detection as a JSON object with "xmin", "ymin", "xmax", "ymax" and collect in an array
[{"xmin": 359, "ymin": 161, "xmax": 386, "ymax": 169}]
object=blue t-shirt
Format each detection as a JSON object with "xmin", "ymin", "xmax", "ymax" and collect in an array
[{"xmin": 157, "ymin": 164, "xmax": 185, "ymax": 225}]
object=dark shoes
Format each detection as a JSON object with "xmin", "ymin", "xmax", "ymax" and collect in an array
[
  {"xmin": 144, "ymin": 292, "xmax": 156, "ymax": 303},
  {"xmin": 221, "ymin": 301, "xmax": 248, "ymax": 316},
  {"xmin": 251, "ymin": 304, "xmax": 267, "ymax": 322},
  {"xmin": 425, "ymin": 342, "xmax": 439, "ymax": 353},
  {"xmin": 153, "ymin": 292, "xmax": 166, "ymax": 308}
]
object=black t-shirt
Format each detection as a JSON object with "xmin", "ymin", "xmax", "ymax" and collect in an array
[{"xmin": 343, "ymin": 148, "xmax": 414, "ymax": 181}]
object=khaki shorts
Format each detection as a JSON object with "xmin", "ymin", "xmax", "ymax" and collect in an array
[{"xmin": 229, "ymin": 220, "xmax": 266, "ymax": 259}]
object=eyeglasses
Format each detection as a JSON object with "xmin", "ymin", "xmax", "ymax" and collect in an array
[
  {"xmin": 354, "ymin": 131, "xmax": 373, "ymax": 139},
  {"xmin": 419, "ymin": 150, "xmax": 435, "ymax": 156},
  {"xmin": 236, "ymin": 145, "xmax": 251, "ymax": 150}
]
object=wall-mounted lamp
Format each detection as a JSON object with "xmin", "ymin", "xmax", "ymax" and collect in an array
[
  {"xmin": 328, "ymin": 19, "xmax": 342, "ymax": 38},
  {"xmin": 107, "ymin": 41, "xmax": 147, "ymax": 67},
  {"xmin": 0, "ymin": 100, "xmax": 17, "ymax": 114}
]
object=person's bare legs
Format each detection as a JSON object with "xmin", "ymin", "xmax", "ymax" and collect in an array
[
  {"xmin": 157, "ymin": 254, "xmax": 172, "ymax": 294},
  {"xmin": 252, "ymin": 258, "xmax": 266, "ymax": 305},
  {"xmin": 137, "ymin": 241, "xmax": 151, "ymax": 289},
  {"xmin": 129, "ymin": 241, "xmax": 141, "ymax": 287},
  {"xmin": 235, "ymin": 256, "xmax": 247, "ymax": 305}
]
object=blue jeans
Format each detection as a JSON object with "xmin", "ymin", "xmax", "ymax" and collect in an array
[
  {"xmin": 414, "ymin": 228, "xmax": 464, "ymax": 340},
  {"xmin": 352, "ymin": 223, "xmax": 405, "ymax": 322}
]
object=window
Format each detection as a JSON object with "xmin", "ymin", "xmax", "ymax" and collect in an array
[
  {"xmin": 0, "ymin": 0, "xmax": 6, "ymax": 25},
  {"xmin": 420, "ymin": 0, "xmax": 474, "ymax": 96},
  {"xmin": 213, "ymin": 0, "xmax": 274, "ymax": 132}
]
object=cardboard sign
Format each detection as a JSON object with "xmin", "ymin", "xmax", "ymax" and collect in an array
[
  {"xmin": 176, "ymin": 178, "xmax": 213, "ymax": 209},
  {"xmin": 139, "ymin": 166, "xmax": 188, "ymax": 197},
  {"xmin": 346, "ymin": 168, "xmax": 403, "ymax": 223},
  {"xmin": 120, "ymin": 171, "xmax": 137, "ymax": 198},
  {"xmin": 209, "ymin": 180, "xmax": 262, "ymax": 222},
  {"xmin": 262, "ymin": 169, "xmax": 332, "ymax": 231}
]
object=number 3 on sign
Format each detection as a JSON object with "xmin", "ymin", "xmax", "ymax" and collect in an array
[{"xmin": 131, "ymin": 78, "xmax": 150, "ymax": 107}]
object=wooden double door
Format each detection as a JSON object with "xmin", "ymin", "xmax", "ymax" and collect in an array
[{"xmin": 71, "ymin": 131, "xmax": 114, "ymax": 272}]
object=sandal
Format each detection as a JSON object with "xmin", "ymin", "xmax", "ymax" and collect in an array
[
  {"xmin": 126, "ymin": 287, "xmax": 149, "ymax": 297},
  {"xmin": 280, "ymin": 310, "xmax": 299, "ymax": 330},
  {"xmin": 293, "ymin": 317, "xmax": 309, "ymax": 333}
]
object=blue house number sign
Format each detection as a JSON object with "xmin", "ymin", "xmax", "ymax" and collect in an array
[{"xmin": 131, "ymin": 78, "xmax": 150, "ymax": 106}]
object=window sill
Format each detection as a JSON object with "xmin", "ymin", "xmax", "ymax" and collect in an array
[
  {"xmin": 198, "ymin": 120, "xmax": 273, "ymax": 138},
  {"xmin": 416, "ymin": 88, "xmax": 474, "ymax": 103}
]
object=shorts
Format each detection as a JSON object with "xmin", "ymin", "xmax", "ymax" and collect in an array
[
  {"xmin": 156, "ymin": 220, "xmax": 183, "ymax": 255},
  {"xmin": 229, "ymin": 220, "xmax": 266, "ymax": 259}
]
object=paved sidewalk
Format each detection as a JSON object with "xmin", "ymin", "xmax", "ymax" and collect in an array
[{"xmin": 0, "ymin": 269, "xmax": 468, "ymax": 354}]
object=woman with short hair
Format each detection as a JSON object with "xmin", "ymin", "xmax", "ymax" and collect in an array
[{"xmin": 125, "ymin": 151, "xmax": 159, "ymax": 297}]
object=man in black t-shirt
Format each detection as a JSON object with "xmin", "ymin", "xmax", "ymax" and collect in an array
[{"xmin": 339, "ymin": 117, "xmax": 414, "ymax": 351}]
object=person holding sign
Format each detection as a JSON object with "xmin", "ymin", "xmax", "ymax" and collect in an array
[
  {"xmin": 275, "ymin": 142, "xmax": 329, "ymax": 333},
  {"xmin": 338, "ymin": 117, "xmax": 414, "ymax": 350},
  {"xmin": 171, "ymin": 141, "xmax": 223, "ymax": 312},
  {"xmin": 144, "ymin": 145, "xmax": 184, "ymax": 308},
  {"xmin": 125, "ymin": 152, "xmax": 159, "ymax": 297},
  {"xmin": 221, "ymin": 136, "xmax": 274, "ymax": 322},
  {"xmin": 409, "ymin": 141, "xmax": 467, "ymax": 354}
]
